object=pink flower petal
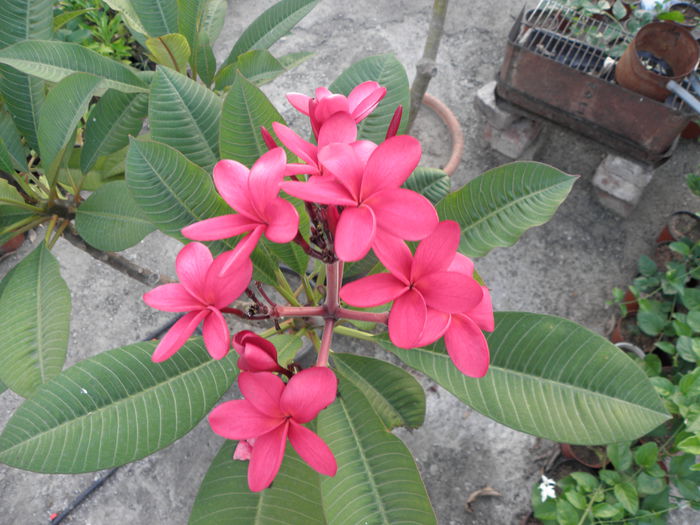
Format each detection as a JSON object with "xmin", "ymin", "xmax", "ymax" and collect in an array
[
  {"xmin": 361, "ymin": 135, "xmax": 421, "ymax": 197},
  {"xmin": 444, "ymin": 314, "xmax": 490, "ymax": 378},
  {"xmin": 339, "ymin": 273, "xmax": 408, "ymax": 307},
  {"xmin": 202, "ymin": 307, "xmax": 230, "ymax": 359},
  {"xmin": 247, "ymin": 148, "xmax": 286, "ymax": 218},
  {"xmin": 416, "ymin": 308, "xmax": 451, "ymax": 347},
  {"xmin": 175, "ymin": 242, "xmax": 212, "ymax": 302},
  {"xmin": 208, "ymin": 250, "xmax": 253, "ymax": 307},
  {"xmin": 286, "ymin": 93, "xmax": 311, "ymax": 115},
  {"xmin": 264, "ymin": 198, "xmax": 299, "ymax": 243},
  {"xmin": 412, "ymin": 220, "xmax": 461, "ymax": 280},
  {"xmin": 465, "ymin": 286, "xmax": 495, "ymax": 332},
  {"xmin": 233, "ymin": 439, "xmax": 253, "ymax": 461},
  {"xmin": 317, "ymin": 143, "xmax": 364, "ymax": 200},
  {"xmin": 447, "ymin": 253, "xmax": 474, "ymax": 277},
  {"xmin": 334, "ymin": 205, "xmax": 376, "ymax": 262},
  {"xmin": 239, "ymin": 371, "xmax": 285, "ymax": 418},
  {"xmin": 350, "ymin": 86, "xmax": 386, "ymax": 122},
  {"xmin": 315, "ymin": 87, "xmax": 332, "ymax": 99},
  {"xmin": 371, "ymin": 230, "xmax": 413, "ymax": 283},
  {"xmin": 282, "ymin": 179, "xmax": 356, "ymax": 207},
  {"xmin": 272, "ymin": 122, "xmax": 317, "ymax": 167},
  {"xmin": 415, "ymin": 271, "xmax": 483, "ymax": 313},
  {"xmin": 367, "ymin": 188, "xmax": 438, "ymax": 241},
  {"xmin": 181, "ymin": 215, "xmax": 258, "ymax": 241},
  {"xmin": 351, "ymin": 140, "xmax": 378, "ymax": 165},
  {"xmin": 209, "ymin": 399, "xmax": 283, "ymax": 440},
  {"xmin": 285, "ymin": 163, "xmax": 319, "ymax": 176},
  {"xmin": 248, "ymin": 423, "xmax": 289, "ymax": 492},
  {"xmin": 281, "ymin": 367, "xmax": 338, "ymax": 423},
  {"xmin": 288, "ymin": 421, "xmax": 337, "ymax": 476},
  {"xmin": 314, "ymin": 94, "xmax": 349, "ymax": 122},
  {"xmin": 317, "ymin": 112, "xmax": 357, "ymax": 148},
  {"xmin": 233, "ymin": 331, "xmax": 279, "ymax": 372},
  {"xmin": 151, "ymin": 310, "xmax": 208, "ymax": 362},
  {"xmin": 212, "ymin": 227, "xmax": 262, "ymax": 279},
  {"xmin": 213, "ymin": 160, "xmax": 257, "ymax": 220},
  {"xmin": 347, "ymin": 81, "xmax": 381, "ymax": 110},
  {"xmin": 388, "ymin": 289, "xmax": 427, "ymax": 348},
  {"xmin": 143, "ymin": 283, "xmax": 202, "ymax": 312}
]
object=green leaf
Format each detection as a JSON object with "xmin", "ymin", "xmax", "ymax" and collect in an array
[
  {"xmin": 145, "ymin": 33, "xmax": 190, "ymax": 72},
  {"xmin": 592, "ymin": 502, "xmax": 619, "ymax": 519},
  {"xmin": 75, "ymin": 180, "xmax": 156, "ymax": 251},
  {"xmin": 0, "ymin": 40, "xmax": 147, "ymax": 94},
  {"xmin": 638, "ymin": 255, "xmax": 657, "ymax": 277},
  {"xmin": 177, "ymin": 0, "xmax": 227, "ymax": 51},
  {"xmin": 53, "ymin": 8, "xmax": 94, "ymax": 31},
  {"xmin": 678, "ymin": 435, "xmax": 700, "ymax": 455},
  {"xmin": 634, "ymin": 442, "xmax": 659, "ymax": 468},
  {"xmin": 556, "ymin": 499, "xmax": 581, "ymax": 525},
  {"xmin": 149, "ymin": 66, "xmax": 221, "ymax": 170},
  {"xmin": 564, "ymin": 490, "xmax": 587, "ymax": 510},
  {"xmin": 0, "ymin": 110, "xmax": 28, "ymax": 171},
  {"xmin": 189, "ymin": 439, "xmax": 325, "ymax": 525},
  {"xmin": 0, "ymin": 179, "xmax": 24, "ymax": 206},
  {"xmin": 215, "ymin": 50, "xmax": 286, "ymax": 90},
  {"xmin": 330, "ymin": 54, "xmax": 410, "ymax": 143},
  {"xmin": 599, "ymin": 469, "xmax": 621, "ymax": 486},
  {"xmin": 38, "ymin": 72, "xmax": 101, "ymax": 170},
  {"xmin": 125, "ymin": 137, "xmax": 228, "ymax": 244},
  {"xmin": 278, "ymin": 51, "xmax": 314, "ymax": 70},
  {"xmin": 0, "ymin": 243, "xmax": 70, "ymax": 398},
  {"xmin": 570, "ymin": 472, "xmax": 598, "ymax": 492},
  {"xmin": 192, "ymin": 33, "xmax": 216, "ymax": 87},
  {"xmin": 318, "ymin": 373, "xmax": 437, "ymax": 525},
  {"xmin": 103, "ymin": 0, "xmax": 148, "ymax": 36},
  {"xmin": 0, "ymin": 379, "xmax": 5, "ymax": 395},
  {"xmin": 0, "ymin": 0, "xmax": 53, "ymax": 150},
  {"xmin": 0, "ymin": 338, "xmax": 236, "ymax": 472},
  {"xmin": 0, "ymin": 139, "xmax": 14, "ymax": 173},
  {"xmin": 224, "ymin": 0, "xmax": 319, "ymax": 65},
  {"xmin": 681, "ymin": 288, "xmax": 700, "ymax": 310},
  {"xmin": 614, "ymin": 482, "xmax": 639, "ymax": 514},
  {"xmin": 403, "ymin": 167, "xmax": 451, "ymax": 205},
  {"xmin": 377, "ymin": 312, "xmax": 669, "ymax": 444},
  {"xmin": 267, "ymin": 334, "xmax": 303, "ymax": 368},
  {"xmin": 219, "ymin": 72, "xmax": 285, "ymax": 167},
  {"xmin": 637, "ymin": 311, "xmax": 667, "ymax": 336},
  {"xmin": 436, "ymin": 162, "xmax": 577, "ymax": 257},
  {"xmin": 332, "ymin": 353, "xmax": 425, "ymax": 430},
  {"xmin": 0, "ymin": 206, "xmax": 33, "ymax": 245},
  {"xmin": 263, "ymin": 237, "xmax": 308, "ymax": 277},
  {"xmin": 636, "ymin": 472, "xmax": 665, "ymax": 495},
  {"xmin": 81, "ymin": 90, "xmax": 148, "ymax": 173},
  {"xmin": 607, "ymin": 442, "xmax": 633, "ymax": 471},
  {"xmin": 130, "ymin": 0, "xmax": 178, "ymax": 37}
]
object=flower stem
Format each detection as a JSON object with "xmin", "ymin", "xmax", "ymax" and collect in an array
[
  {"xmin": 258, "ymin": 319, "xmax": 294, "ymax": 338},
  {"xmin": 336, "ymin": 307, "xmax": 388, "ymax": 324},
  {"xmin": 325, "ymin": 261, "xmax": 341, "ymax": 317},
  {"xmin": 274, "ymin": 268, "xmax": 301, "ymax": 306},
  {"xmin": 316, "ymin": 318, "xmax": 335, "ymax": 367},
  {"xmin": 333, "ymin": 325, "xmax": 376, "ymax": 341},
  {"xmin": 273, "ymin": 305, "xmax": 326, "ymax": 318}
]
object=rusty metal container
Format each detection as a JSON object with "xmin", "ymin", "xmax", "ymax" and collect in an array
[{"xmin": 496, "ymin": 5, "xmax": 693, "ymax": 165}]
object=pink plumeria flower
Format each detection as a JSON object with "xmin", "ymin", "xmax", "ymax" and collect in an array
[
  {"xmin": 340, "ymin": 221, "xmax": 493, "ymax": 377},
  {"xmin": 287, "ymin": 81, "xmax": 386, "ymax": 138},
  {"xmin": 209, "ymin": 367, "xmax": 338, "ymax": 492},
  {"xmin": 282, "ymin": 135, "xmax": 438, "ymax": 261},
  {"xmin": 233, "ymin": 330, "xmax": 285, "ymax": 373},
  {"xmin": 182, "ymin": 148, "xmax": 299, "ymax": 274},
  {"xmin": 143, "ymin": 242, "xmax": 253, "ymax": 362}
]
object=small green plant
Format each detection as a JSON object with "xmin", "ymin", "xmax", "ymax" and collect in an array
[{"xmin": 532, "ymin": 176, "xmax": 700, "ymax": 524}]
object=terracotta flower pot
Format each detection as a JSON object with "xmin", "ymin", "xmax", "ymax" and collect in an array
[
  {"xmin": 615, "ymin": 22, "xmax": 700, "ymax": 101},
  {"xmin": 560, "ymin": 443, "xmax": 609, "ymax": 469},
  {"xmin": 0, "ymin": 233, "xmax": 24, "ymax": 255}
]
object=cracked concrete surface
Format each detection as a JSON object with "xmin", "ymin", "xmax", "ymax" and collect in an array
[{"xmin": 1, "ymin": 0, "xmax": 699, "ymax": 523}]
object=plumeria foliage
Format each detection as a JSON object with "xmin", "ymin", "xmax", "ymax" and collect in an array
[{"xmin": 0, "ymin": 9, "xmax": 670, "ymax": 519}]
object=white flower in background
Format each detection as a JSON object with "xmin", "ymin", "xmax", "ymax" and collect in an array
[{"xmin": 538, "ymin": 475, "xmax": 557, "ymax": 502}]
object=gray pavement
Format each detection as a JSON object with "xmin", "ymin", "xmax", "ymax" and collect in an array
[{"xmin": 1, "ymin": 0, "xmax": 699, "ymax": 523}]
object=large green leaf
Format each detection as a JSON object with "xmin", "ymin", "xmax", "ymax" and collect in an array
[
  {"xmin": 404, "ymin": 167, "xmax": 451, "ymax": 205},
  {"xmin": 0, "ymin": 0, "xmax": 53, "ymax": 150},
  {"xmin": 177, "ymin": 0, "xmax": 227, "ymax": 51},
  {"xmin": 0, "ymin": 140, "xmax": 14, "ymax": 173},
  {"xmin": 318, "ymin": 373, "xmax": 436, "ymax": 525},
  {"xmin": 0, "ymin": 243, "xmax": 71, "ymax": 398},
  {"xmin": 0, "ymin": 338, "xmax": 236, "ymax": 472},
  {"xmin": 103, "ymin": 0, "xmax": 149, "ymax": 35},
  {"xmin": 131, "ymin": 0, "xmax": 178, "ymax": 37},
  {"xmin": 332, "ymin": 353, "xmax": 425, "ymax": 430},
  {"xmin": 145, "ymin": 33, "xmax": 190, "ymax": 72},
  {"xmin": 0, "ymin": 110, "xmax": 28, "ymax": 171},
  {"xmin": 436, "ymin": 162, "xmax": 577, "ymax": 258},
  {"xmin": 0, "ymin": 179, "xmax": 24, "ymax": 206},
  {"xmin": 224, "ymin": 0, "xmax": 319, "ymax": 65},
  {"xmin": 263, "ymin": 236, "xmax": 308, "ymax": 277},
  {"xmin": 0, "ymin": 379, "xmax": 5, "ymax": 395},
  {"xmin": 192, "ymin": 33, "xmax": 216, "ymax": 87},
  {"xmin": 38, "ymin": 72, "xmax": 102, "ymax": 170},
  {"xmin": 215, "ymin": 50, "xmax": 286, "ymax": 90},
  {"xmin": 219, "ymin": 72, "xmax": 284, "ymax": 167},
  {"xmin": 0, "ymin": 206, "xmax": 33, "ymax": 245},
  {"xmin": 125, "ymin": 137, "xmax": 228, "ymax": 243},
  {"xmin": 0, "ymin": 40, "xmax": 148, "ymax": 94},
  {"xmin": 378, "ymin": 312, "xmax": 670, "ymax": 445},
  {"xmin": 329, "ymin": 54, "xmax": 409, "ymax": 144},
  {"xmin": 75, "ymin": 180, "xmax": 156, "ymax": 251},
  {"xmin": 81, "ymin": 89, "xmax": 148, "ymax": 173},
  {"xmin": 149, "ymin": 67, "xmax": 221, "ymax": 170},
  {"xmin": 189, "ymin": 440, "xmax": 326, "ymax": 525}
]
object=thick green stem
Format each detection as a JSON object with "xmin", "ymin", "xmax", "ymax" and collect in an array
[
  {"xmin": 407, "ymin": 0, "xmax": 449, "ymax": 132},
  {"xmin": 333, "ymin": 325, "xmax": 376, "ymax": 342}
]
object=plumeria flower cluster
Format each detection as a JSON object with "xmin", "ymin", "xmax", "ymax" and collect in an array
[{"xmin": 143, "ymin": 80, "xmax": 494, "ymax": 491}]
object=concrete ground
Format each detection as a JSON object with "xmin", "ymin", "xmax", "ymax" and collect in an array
[{"xmin": 1, "ymin": 0, "xmax": 699, "ymax": 523}]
